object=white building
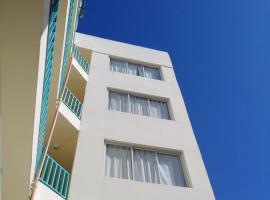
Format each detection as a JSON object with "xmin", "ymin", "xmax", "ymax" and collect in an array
[
  {"xmin": 68, "ymin": 34, "xmax": 215, "ymax": 200},
  {"xmin": 1, "ymin": 1, "xmax": 215, "ymax": 200}
]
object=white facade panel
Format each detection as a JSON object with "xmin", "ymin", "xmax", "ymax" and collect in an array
[
  {"xmin": 59, "ymin": 102, "xmax": 81, "ymax": 131},
  {"xmin": 72, "ymin": 58, "xmax": 89, "ymax": 81},
  {"xmin": 69, "ymin": 35, "xmax": 215, "ymax": 200},
  {"xmin": 75, "ymin": 33, "xmax": 173, "ymax": 68},
  {"xmin": 34, "ymin": 182, "xmax": 64, "ymax": 200}
]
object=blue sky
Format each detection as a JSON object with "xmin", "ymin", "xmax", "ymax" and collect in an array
[{"xmin": 77, "ymin": 0, "xmax": 270, "ymax": 199}]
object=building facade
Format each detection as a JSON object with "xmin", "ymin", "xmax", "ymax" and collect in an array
[
  {"xmin": 1, "ymin": 1, "xmax": 214, "ymax": 200},
  {"xmin": 68, "ymin": 34, "xmax": 215, "ymax": 200}
]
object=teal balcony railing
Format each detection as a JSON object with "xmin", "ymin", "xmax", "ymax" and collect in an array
[
  {"xmin": 40, "ymin": 155, "xmax": 70, "ymax": 199},
  {"xmin": 62, "ymin": 87, "xmax": 83, "ymax": 119},
  {"xmin": 36, "ymin": 0, "xmax": 59, "ymax": 172},
  {"xmin": 72, "ymin": 45, "xmax": 89, "ymax": 74},
  {"xmin": 59, "ymin": 0, "xmax": 74, "ymax": 95}
]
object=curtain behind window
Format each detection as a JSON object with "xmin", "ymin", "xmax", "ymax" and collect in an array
[
  {"xmin": 110, "ymin": 58, "xmax": 161, "ymax": 80},
  {"xmin": 133, "ymin": 149, "xmax": 160, "ymax": 184},
  {"xmin": 149, "ymin": 100, "xmax": 170, "ymax": 119},
  {"xmin": 130, "ymin": 95, "xmax": 150, "ymax": 116},
  {"xmin": 109, "ymin": 91, "xmax": 170, "ymax": 120},
  {"xmin": 127, "ymin": 62, "xmax": 139, "ymax": 75},
  {"xmin": 137, "ymin": 65, "xmax": 145, "ymax": 77},
  {"xmin": 157, "ymin": 154, "xmax": 187, "ymax": 187},
  {"xmin": 109, "ymin": 92, "xmax": 128, "ymax": 112},
  {"xmin": 110, "ymin": 59, "xmax": 127, "ymax": 73},
  {"xmin": 144, "ymin": 67, "xmax": 161, "ymax": 80},
  {"xmin": 105, "ymin": 144, "xmax": 133, "ymax": 180}
]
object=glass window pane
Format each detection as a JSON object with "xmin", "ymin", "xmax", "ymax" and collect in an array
[
  {"xmin": 149, "ymin": 100, "xmax": 170, "ymax": 119},
  {"xmin": 105, "ymin": 144, "xmax": 133, "ymax": 180},
  {"xmin": 130, "ymin": 95, "xmax": 150, "ymax": 116},
  {"xmin": 127, "ymin": 62, "xmax": 139, "ymax": 75},
  {"xmin": 138, "ymin": 65, "xmax": 144, "ymax": 77},
  {"xmin": 110, "ymin": 58, "xmax": 161, "ymax": 80},
  {"xmin": 157, "ymin": 154, "xmax": 187, "ymax": 187},
  {"xmin": 108, "ymin": 91, "xmax": 170, "ymax": 120},
  {"xmin": 110, "ymin": 59, "xmax": 127, "ymax": 73},
  {"xmin": 143, "ymin": 66, "xmax": 161, "ymax": 80},
  {"xmin": 108, "ymin": 91, "xmax": 128, "ymax": 112},
  {"xmin": 133, "ymin": 149, "xmax": 160, "ymax": 184}
]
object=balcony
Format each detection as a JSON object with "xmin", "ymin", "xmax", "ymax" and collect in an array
[
  {"xmin": 40, "ymin": 155, "xmax": 70, "ymax": 199},
  {"xmin": 36, "ymin": 108, "xmax": 79, "ymax": 199},
  {"xmin": 62, "ymin": 87, "xmax": 82, "ymax": 119},
  {"xmin": 58, "ymin": 47, "xmax": 91, "ymax": 129},
  {"xmin": 72, "ymin": 45, "xmax": 89, "ymax": 74},
  {"xmin": 57, "ymin": 87, "xmax": 82, "ymax": 130}
]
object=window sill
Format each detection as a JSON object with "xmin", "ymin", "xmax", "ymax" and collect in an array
[
  {"xmin": 108, "ymin": 110, "xmax": 175, "ymax": 122},
  {"xmin": 101, "ymin": 176, "xmax": 192, "ymax": 190}
]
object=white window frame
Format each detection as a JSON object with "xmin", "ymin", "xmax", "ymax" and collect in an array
[
  {"xmin": 108, "ymin": 89, "xmax": 172, "ymax": 120},
  {"xmin": 109, "ymin": 57, "xmax": 163, "ymax": 81},
  {"xmin": 104, "ymin": 141, "xmax": 191, "ymax": 188}
]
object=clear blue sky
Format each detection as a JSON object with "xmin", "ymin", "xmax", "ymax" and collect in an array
[{"xmin": 77, "ymin": 0, "xmax": 270, "ymax": 199}]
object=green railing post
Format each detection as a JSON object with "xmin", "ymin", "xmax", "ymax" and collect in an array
[
  {"xmin": 72, "ymin": 45, "xmax": 89, "ymax": 73},
  {"xmin": 63, "ymin": 87, "xmax": 83, "ymax": 119},
  {"xmin": 40, "ymin": 155, "xmax": 70, "ymax": 199}
]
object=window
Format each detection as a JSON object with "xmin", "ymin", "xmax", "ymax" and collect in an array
[
  {"xmin": 110, "ymin": 58, "xmax": 161, "ymax": 80},
  {"xmin": 108, "ymin": 91, "xmax": 170, "ymax": 120},
  {"xmin": 105, "ymin": 143, "xmax": 188, "ymax": 187},
  {"xmin": 105, "ymin": 144, "xmax": 133, "ymax": 180}
]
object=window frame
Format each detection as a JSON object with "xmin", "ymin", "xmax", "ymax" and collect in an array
[
  {"xmin": 109, "ymin": 57, "xmax": 163, "ymax": 81},
  {"xmin": 108, "ymin": 89, "xmax": 172, "ymax": 120},
  {"xmin": 104, "ymin": 141, "xmax": 191, "ymax": 188}
]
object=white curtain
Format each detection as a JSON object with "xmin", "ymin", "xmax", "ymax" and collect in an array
[
  {"xmin": 105, "ymin": 144, "xmax": 133, "ymax": 180},
  {"xmin": 149, "ymin": 100, "xmax": 170, "ymax": 119},
  {"xmin": 109, "ymin": 91, "xmax": 170, "ymax": 120},
  {"xmin": 109, "ymin": 92, "xmax": 128, "ymax": 112},
  {"xmin": 110, "ymin": 59, "xmax": 127, "ymax": 73},
  {"xmin": 110, "ymin": 58, "xmax": 161, "ymax": 80},
  {"xmin": 130, "ymin": 96, "xmax": 150, "ymax": 116},
  {"xmin": 157, "ymin": 154, "xmax": 186, "ymax": 187},
  {"xmin": 127, "ymin": 62, "xmax": 139, "ymax": 75},
  {"xmin": 105, "ymin": 144, "xmax": 187, "ymax": 187},
  {"xmin": 137, "ymin": 65, "xmax": 145, "ymax": 77},
  {"xmin": 143, "ymin": 67, "xmax": 161, "ymax": 80},
  {"xmin": 133, "ymin": 149, "xmax": 160, "ymax": 183}
]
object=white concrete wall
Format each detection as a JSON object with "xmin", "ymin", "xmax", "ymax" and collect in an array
[
  {"xmin": 69, "ymin": 35, "xmax": 215, "ymax": 200},
  {"xmin": 59, "ymin": 102, "xmax": 81, "ymax": 131},
  {"xmin": 34, "ymin": 182, "xmax": 64, "ymax": 200},
  {"xmin": 75, "ymin": 33, "xmax": 172, "ymax": 68}
]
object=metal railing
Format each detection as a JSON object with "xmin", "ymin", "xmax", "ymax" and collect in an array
[
  {"xmin": 62, "ymin": 87, "xmax": 82, "ymax": 119},
  {"xmin": 72, "ymin": 45, "xmax": 89, "ymax": 73},
  {"xmin": 40, "ymin": 155, "xmax": 70, "ymax": 199},
  {"xmin": 59, "ymin": 0, "xmax": 74, "ymax": 95},
  {"xmin": 36, "ymin": 0, "xmax": 59, "ymax": 172}
]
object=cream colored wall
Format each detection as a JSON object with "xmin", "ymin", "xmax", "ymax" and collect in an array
[
  {"xmin": 29, "ymin": 0, "xmax": 51, "ymax": 185},
  {"xmin": 69, "ymin": 35, "xmax": 215, "ymax": 200},
  {"xmin": 0, "ymin": 114, "xmax": 2, "ymax": 200},
  {"xmin": 1, "ymin": 0, "xmax": 50, "ymax": 199}
]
